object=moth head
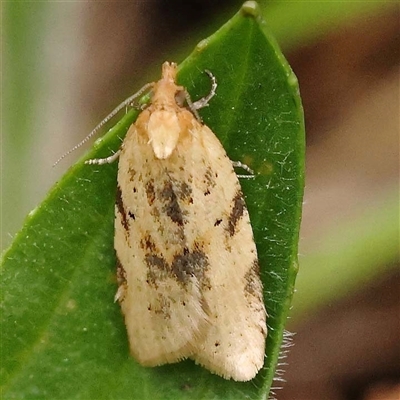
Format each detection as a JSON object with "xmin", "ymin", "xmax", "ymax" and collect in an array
[{"xmin": 161, "ymin": 61, "xmax": 178, "ymax": 82}]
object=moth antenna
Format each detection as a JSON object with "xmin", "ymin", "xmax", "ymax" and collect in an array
[{"xmin": 53, "ymin": 82, "xmax": 154, "ymax": 167}]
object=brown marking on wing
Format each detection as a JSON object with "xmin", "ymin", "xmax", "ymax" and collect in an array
[
  {"xmin": 159, "ymin": 180, "xmax": 185, "ymax": 226},
  {"xmin": 145, "ymin": 179, "xmax": 156, "ymax": 206},
  {"xmin": 227, "ymin": 191, "xmax": 246, "ymax": 237},
  {"xmin": 116, "ymin": 185, "xmax": 129, "ymax": 232}
]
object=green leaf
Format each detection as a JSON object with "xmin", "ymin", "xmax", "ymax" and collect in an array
[{"xmin": 1, "ymin": 2, "xmax": 304, "ymax": 399}]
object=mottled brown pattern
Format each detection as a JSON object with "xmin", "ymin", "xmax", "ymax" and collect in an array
[
  {"xmin": 204, "ymin": 166, "xmax": 217, "ymax": 188},
  {"xmin": 145, "ymin": 254, "xmax": 168, "ymax": 287},
  {"xmin": 153, "ymin": 293, "xmax": 171, "ymax": 319},
  {"xmin": 116, "ymin": 185, "xmax": 129, "ymax": 232},
  {"xmin": 171, "ymin": 247, "xmax": 209, "ymax": 284},
  {"xmin": 144, "ymin": 243, "xmax": 210, "ymax": 290},
  {"xmin": 116, "ymin": 256, "xmax": 127, "ymax": 285},
  {"xmin": 145, "ymin": 179, "xmax": 156, "ymax": 206},
  {"xmin": 227, "ymin": 191, "xmax": 245, "ymax": 237},
  {"xmin": 244, "ymin": 259, "xmax": 262, "ymax": 300},
  {"xmin": 116, "ymin": 256, "xmax": 127, "ymax": 302},
  {"xmin": 159, "ymin": 180, "xmax": 185, "ymax": 226},
  {"xmin": 177, "ymin": 181, "xmax": 192, "ymax": 202},
  {"xmin": 128, "ymin": 166, "xmax": 136, "ymax": 181},
  {"xmin": 140, "ymin": 234, "xmax": 157, "ymax": 252}
]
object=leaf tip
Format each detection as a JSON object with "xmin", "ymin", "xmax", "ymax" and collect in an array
[{"xmin": 241, "ymin": 1, "xmax": 261, "ymax": 19}]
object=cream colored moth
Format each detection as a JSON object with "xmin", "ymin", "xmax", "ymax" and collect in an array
[{"xmin": 87, "ymin": 62, "xmax": 267, "ymax": 381}]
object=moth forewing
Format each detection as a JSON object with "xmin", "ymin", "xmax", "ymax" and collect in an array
[
  {"xmin": 115, "ymin": 121, "xmax": 210, "ymax": 366},
  {"xmin": 184, "ymin": 124, "xmax": 267, "ymax": 381}
]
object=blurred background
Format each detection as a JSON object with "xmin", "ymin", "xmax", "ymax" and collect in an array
[{"xmin": 2, "ymin": 1, "xmax": 399, "ymax": 399}]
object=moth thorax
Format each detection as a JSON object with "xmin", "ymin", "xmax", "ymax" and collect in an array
[{"xmin": 147, "ymin": 109, "xmax": 181, "ymax": 159}]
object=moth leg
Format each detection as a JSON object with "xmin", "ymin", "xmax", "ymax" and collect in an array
[
  {"xmin": 85, "ymin": 149, "xmax": 121, "ymax": 165},
  {"xmin": 185, "ymin": 70, "xmax": 217, "ymax": 121},
  {"xmin": 192, "ymin": 70, "xmax": 217, "ymax": 110},
  {"xmin": 232, "ymin": 161, "xmax": 255, "ymax": 179}
]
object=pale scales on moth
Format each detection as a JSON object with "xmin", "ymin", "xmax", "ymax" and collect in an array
[{"xmin": 85, "ymin": 62, "xmax": 267, "ymax": 381}]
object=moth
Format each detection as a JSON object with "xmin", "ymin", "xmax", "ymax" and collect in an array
[{"xmin": 87, "ymin": 62, "xmax": 267, "ymax": 381}]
